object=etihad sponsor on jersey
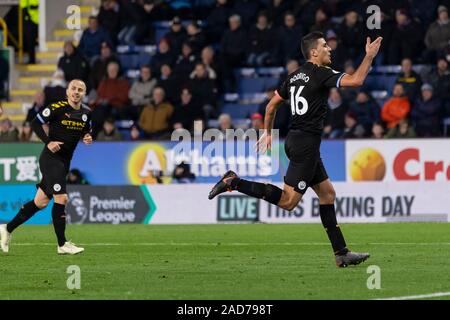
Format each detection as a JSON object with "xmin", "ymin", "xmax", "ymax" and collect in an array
[
  {"xmin": 126, "ymin": 143, "xmax": 273, "ymax": 184},
  {"xmin": 346, "ymin": 140, "xmax": 450, "ymax": 181},
  {"xmin": 61, "ymin": 119, "xmax": 86, "ymax": 130}
]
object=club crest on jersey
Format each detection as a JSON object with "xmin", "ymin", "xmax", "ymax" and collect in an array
[
  {"xmin": 82, "ymin": 114, "xmax": 87, "ymax": 122},
  {"xmin": 290, "ymin": 72, "xmax": 310, "ymax": 83},
  {"xmin": 42, "ymin": 108, "xmax": 51, "ymax": 117},
  {"xmin": 298, "ymin": 181, "xmax": 307, "ymax": 190}
]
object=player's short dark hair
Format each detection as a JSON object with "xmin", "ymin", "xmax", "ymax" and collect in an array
[{"xmin": 301, "ymin": 31, "xmax": 325, "ymax": 60}]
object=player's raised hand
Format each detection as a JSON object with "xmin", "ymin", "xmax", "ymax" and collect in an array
[
  {"xmin": 83, "ymin": 133, "xmax": 93, "ymax": 145},
  {"xmin": 366, "ymin": 36, "xmax": 383, "ymax": 58},
  {"xmin": 255, "ymin": 131, "xmax": 272, "ymax": 154},
  {"xmin": 47, "ymin": 141, "xmax": 64, "ymax": 153}
]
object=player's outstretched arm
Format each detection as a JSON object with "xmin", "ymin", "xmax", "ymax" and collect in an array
[
  {"xmin": 339, "ymin": 36, "xmax": 382, "ymax": 87},
  {"xmin": 256, "ymin": 93, "xmax": 284, "ymax": 153}
]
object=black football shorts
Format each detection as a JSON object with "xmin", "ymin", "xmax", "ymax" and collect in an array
[
  {"xmin": 284, "ymin": 130, "xmax": 329, "ymax": 194},
  {"xmin": 36, "ymin": 150, "xmax": 70, "ymax": 198}
]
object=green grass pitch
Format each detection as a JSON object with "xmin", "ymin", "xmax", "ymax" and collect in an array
[{"xmin": 1, "ymin": 223, "xmax": 450, "ymax": 300}]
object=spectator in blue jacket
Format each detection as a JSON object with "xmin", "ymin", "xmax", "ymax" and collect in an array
[
  {"xmin": 411, "ymin": 83, "xmax": 443, "ymax": 137},
  {"xmin": 349, "ymin": 89, "xmax": 381, "ymax": 135},
  {"xmin": 78, "ymin": 16, "xmax": 111, "ymax": 61}
]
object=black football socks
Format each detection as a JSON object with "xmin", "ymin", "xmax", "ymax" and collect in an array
[
  {"xmin": 319, "ymin": 204, "xmax": 349, "ymax": 255},
  {"xmin": 52, "ymin": 203, "xmax": 67, "ymax": 247},
  {"xmin": 230, "ymin": 178, "xmax": 283, "ymax": 205},
  {"xmin": 7, "ymin": 200, "xmax": 41, "ymax": 233}
]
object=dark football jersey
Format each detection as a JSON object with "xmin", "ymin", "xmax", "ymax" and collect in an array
[
  {"xmin": 276, "ymin": 62, "xmax": 345, "ymax": 135},
  {"xmin": 36, "ymin": 100, "xmax": 92, "ymax": 161}
]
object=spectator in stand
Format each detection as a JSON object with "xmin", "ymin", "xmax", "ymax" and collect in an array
[
  {"xmin": 139, "ymin": 87, "xmax": 174, "ymax": 139},
  {"xmin": 0, "ymin": 54, "xmax": 9, "ymax": 100},
  {"xmin": 134, "ymin": 0, "xmax": 157, "ymax": 45},
  {"xmin": 89, "ymin": 41, "xmax": 120, "ymax": 90},
  {"xmin": 26, "ymin": 91, "xmax": 45, "ymax": 122},
  {"xmin": 200, "ymin": 46, "xmax": 219, "ymax": 80},
  {"xmin": 129, "ymin": 123, "xmax": 142, "ymax": 141},
  {"xmin": 129, "ymin": 65, "xmax": 158, "ymax": 120},
  {"xmin": 157, "ymin": 63, "xmax": 182, "ymax": 105},
  {"xmin": 206, "ymin": 0, "xmax": 231, "ymax": 42},
  {"xmin": 97, "ymin": 0, "xmax": 120, "ymax": 46},
  {"xmin": 337, "ymin": 111, "xmax": 365, "ymax": 139},
  {"xmin": 57, "ymin": 41, "xmax": 90, "ymax": 85},
  {"xmin": 385, "ymin": 118, "xmax": 417, "ymax": 138},
  {"xmin": 371, "ymin": 121, "xmax": 386, "ymax": 139},
  {"xmin": 91, "ymin": 61, "xmax": 130, "ymax": 135},
  {"xmin": 410, "ymin": 83, "xmax": 443, "ymax": 137},
  {"xmin": 220, "ymin": 14, "xmax": 247, "ymax": 91},
  {"xmin": 337, "ymin": 8, "xmax": 365, "ymax": 63},
  {"xmin": 19, "ymin": 121, "xmax": 39, "ymax": 142},
  {"xmin": 231, "ymin": 0, "xmax": 260, "ymax": 28},
  {"xmin": 173, "ymin": 41, "xmax": 197, "ymax": 81},
  {"xmin": 172, "ymin": 87, "xmax": 203, "ymax": 131},
  {"xmin": 366, "ymin": 9, "xmax": 395, "ymax": 65},
  {"xmin": 339, "ymin": 60, "xmax": 358, "ymax": 102},
  {"xmin": 267, "ymin": 0, "xmax": 292, "ymax": 27},
  {"xmin": 425, "ymin": 58, "xmax": 450, "ymax": 117},
  {"xmin": 326, "ymin": 29, "xmax": 348, "ymax": 71},
  {"xmin": 188, "ymin": 62, "xmax": 218, "ymax": 114},
  {"xmin": 246, "ymin": 11, "xmax": 277, "ymax": 66},
  {"xmin": 387, "ymin": 9, "xmax": 423, "ymax": 64},
  {"xmin": 0, "ymin": 118, "xmax": 19, "ymax": 142},
  {"xmin": 424, "ymin": 5, "xmax": 450, "ymax": 63},
  {"xmin": 277, "ymin": 11, "xmax": 303, "ymax": 64},
  {"xmin": 396, "ymin": 58, "xmax": 422, "ymax": 102},
  {"xmin": 43, "ymin": 70, "xmax": 67, "ymax": 106},
  {"xmin": 309, "ymin": 7, "xmax": 334, "ymax": 33},
  {"xmin": 150, "ymin": 38, "xmax": 176, "ymax": 78},
  {"xmin": 217, "ymin": 113, "xmax": 234, "ymax": 139},
  {"xmin": 78, "ymin": 16, "xmax": 111, "ymax": 61},
  {"xmin": 67, "ymin": 169, "xmax": 89, "ymax": 185},
  {"xmin": 116, "ymin": 0, "xmax": 143, "ymax": 45},
  {"xmin": 348, "ymin": 89, "xmax": 381, "ymax": 135},
  {"xmin": 186, "ymin": 20, "xmax": 207, "ymax": 55},
  {"xmin": 164, "ymin": 17, "xmax": 187, "ymax": 57},
  {"xmin": 96, "ymin": 117, "xmax": 123, "ymax": 141},
  {"xmin": 250, "ymin": 112, "xmax": 264, "ymax": 131},
  {"xmin": 323, "ymin": 88, "xmax": 349, "ymax": 139},
  {"xmin": 381, "ymin": 83, "xmax": 411, "ymax": 129}
]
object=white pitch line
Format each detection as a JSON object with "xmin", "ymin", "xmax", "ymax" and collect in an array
[
  {"xmin": 376, "ymin": 292, "xmax": 450, "ymax": 300},
  {"xmin": 11, "ymin": 242, "xmax": 450, "ymax": 246}
]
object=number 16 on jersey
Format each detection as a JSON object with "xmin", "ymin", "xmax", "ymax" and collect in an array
[{"xmin": 290, "ymin": 86, "xmax": 309, "ymax": 116}]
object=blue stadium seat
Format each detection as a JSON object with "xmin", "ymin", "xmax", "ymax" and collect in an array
[{"xmin": 221, "ymin": 103, "xmax": 260, "ymax": 119}]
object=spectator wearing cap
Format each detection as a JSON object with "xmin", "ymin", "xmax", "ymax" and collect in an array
[
  {"xmin": 348, "ymin": 89, "xmax": 381, "ymax": 135},
  {"xmin": 89, "ymin": 41, "xmax": 120, "ymax": 90},
  {"xmin": 410, "ymin": 83, "xmax": 442, "ymax": 137},
  {"xmin": 396, "ymin": 58, "xmax": 422, "ymax": 103},
  {"xmin": 150, "ymin": 38, "xmax": 176, "ymax": 79},
  {"xmin": 337, "ymin": 9, "xmax": 365, "ymax": 63},
  {"xmin": 96, "ymin": 117, "xmax": 123, "ymax": 141},
  {"xmin": 246, "ymin": 11, "xmax": 277, "ymax": 66},
  {"xmin": 57, "ymin": 41, "xmax": 90, "ymax": 85},
  {"xmin": 186, "ymin": 21, "xmax": 207, "ymax": 55},
  {"xmin": 326, "ymin": 29, "xmax": 348, "ymax": 71},
  {"xmin": 337, "ymin": 111, "xmax": 365, "ymax": 139},
  {"xmin": 277, "ymin": 12, "xmax": 303, "ymax": 64},
  {"xmin": 424, "ymin": 5, "xmax": 450, "ymax": 63},
  {"xmin": 385, "ymin": 118, "xmax": 417, "ymax": 139},
  {"xmin": 387, "ymin": 8, "xmax": 423, "ymax": 64},
  {"xmin": 129, "ymin": 123, "xmax": 142, "ymax": 141},
  {"xmin": 139, "ymin": 87, "xmax": 174, "ymax": 139},
  {"xmin": 164, "ymin": 17, "xmax": 187, "ymax": 56},
  {"xmin": 206, "ymin": 0, "xmax": 231, "ymax": 41},
  {"xmin": 0, "ymin": 118, "xmax": 19, "ymax": 142},
  {"xmin": 323, "ymin": 88, "xmax": 349, "ymax": 139},
  {"xmin": 78, "ymin": 16, "xmax": 112, "ymax": 61},
  {"xmin": 43, "ymin": 69, "xmax": 67, "ymax": 106},
  {"xmin": 381, "ymin": 83, "xmax": 411, "ymax": 129},
  {"xmin": 250, "ymin": 113, "xmax": 264, "ymax": 131},
  {"xmin": 425, "ymin": 58, "xmax": 450, "ymax": 117}
]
